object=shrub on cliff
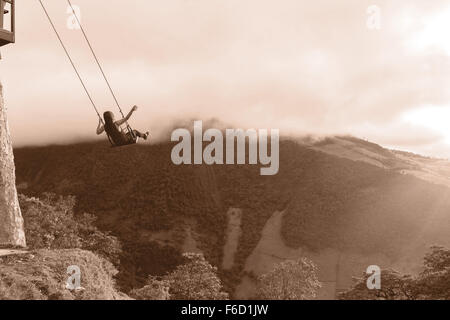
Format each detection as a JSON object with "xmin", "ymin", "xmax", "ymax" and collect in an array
[
  {"xmin": 19, "ymin": 193, "xmax": 121, "ymax": 264},
  {"xmin": 0, "ymin": 249, "xmax": 129, "ymax": 300}
]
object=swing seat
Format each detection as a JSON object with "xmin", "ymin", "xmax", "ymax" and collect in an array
[
  {"xmin": 107, "ymin": 124, "xmax": 138, "ymax": 148},
  {"xmin": 0, "ymin": 29, "xmax": 13, "ymax": 47}
]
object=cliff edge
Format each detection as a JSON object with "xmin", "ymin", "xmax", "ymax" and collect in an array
[{"xmin": 0, "ymin": 82, "xmax": 26, "ymax": 247}]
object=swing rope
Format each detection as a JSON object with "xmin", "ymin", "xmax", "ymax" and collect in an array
[
  {"xmin": 38, "ymin": 0, "xmax": 104, "ymax": 124},
  {"xmin": 66, "ymin": 0, "xmax": 127, "ymax": 120}
]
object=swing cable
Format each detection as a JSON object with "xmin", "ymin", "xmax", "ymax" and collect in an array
[
  {"xmin": 66, "ymin": 0, "xmax": 128, "ymax": 122},
  {"xmin": 38, "ymin": 0, "xmax": 104, "ymax": 124}
]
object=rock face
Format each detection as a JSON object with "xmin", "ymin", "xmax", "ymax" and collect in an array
[{"xmin": 0, "ymin": 82, "xmax": 26, "ymax": 247}]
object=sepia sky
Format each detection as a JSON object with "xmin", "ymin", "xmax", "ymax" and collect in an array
[{"xmin": 1, "ymin": 0, "xmax": 450, "ymax": 158}]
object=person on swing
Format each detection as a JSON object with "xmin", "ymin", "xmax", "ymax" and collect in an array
[{"xmin": 96, "ymin": 105, "xmax": 149, "ymax": 146}]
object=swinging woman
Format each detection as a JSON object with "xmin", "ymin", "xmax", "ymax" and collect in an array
[{"xmin": 96, "ymin": 105, "xmax": 149, "ymax": 146}]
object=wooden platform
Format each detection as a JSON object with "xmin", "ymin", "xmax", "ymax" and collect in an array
[
  {"xmin": 0, "ymin": 249, "xmax": 27, "ymax": 257},
  {"xmin": 0, "ymin": 29, "xmax": 14, "ymax": 47}
]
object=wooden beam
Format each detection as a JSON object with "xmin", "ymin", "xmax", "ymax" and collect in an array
[{"xmin": 10, "ymin": 0, "xmax": 14, "ymax": 41}]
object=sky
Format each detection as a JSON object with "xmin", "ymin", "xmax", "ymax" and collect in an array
[{"xmin": 1, "ymin": 0, "xmax": 450, "ymax": 158}]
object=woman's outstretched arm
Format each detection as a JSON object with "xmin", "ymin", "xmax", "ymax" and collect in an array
[
  {"xmin": 96, "ymin": 118, "xmax": 105, "ymax": 135},
  {"xmin": 115, "ymin": 105, "xmax": 138, "ymax": 126}
]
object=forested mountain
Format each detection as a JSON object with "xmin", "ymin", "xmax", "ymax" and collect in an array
[{"xmin": 14, "ymin": 137, "xmax": 450, "ymax": 298}]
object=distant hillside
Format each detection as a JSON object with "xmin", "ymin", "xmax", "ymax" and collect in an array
[
  {"xmin": 310, "ymin": 136, "xmax": 450, "ymax": 187},
  {"xmin": 13, "ymin": 137, "xmax": 450, "ymax": 297}
]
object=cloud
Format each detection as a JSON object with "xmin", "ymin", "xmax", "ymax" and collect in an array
[{"xmin": 1, "ymin": 0, "xmax": 450, "ymax": 158}]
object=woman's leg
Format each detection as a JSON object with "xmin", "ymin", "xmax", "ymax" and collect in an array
[
  {"xmin": 132, "ymin": 130, "xmax": 144, "ymax": 138},
  {"xmin": 131, "ymin": 130, "xmax": 149, "ymax": 140}
]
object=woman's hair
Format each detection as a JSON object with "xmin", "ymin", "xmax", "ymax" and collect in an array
[
  {"xmin": 103, "ymin": 111, "xmax": 115, "ymax": 125},
  {"xmin": 103, "ymin": 111, "xmax": 117, "ymax": 136},
  {"xmin": 102, "ymin": 111, "xmax": 129, "ymax": 145}
]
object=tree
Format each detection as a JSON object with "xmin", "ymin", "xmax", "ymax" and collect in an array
[
  {"xmin": 256, "ymin": 258, "xmax": 321, "ymax": 300},
  {"xmin": 129, "ymin": 276, "xmax": 170, "ymax": 300},
  {"xmin": 0, "ymin": 83, "xmax": 26, "ymax": 248},
  {"xmin": 165, "ymin": 252, "xmax": 228, "ymax": 300},
  {"xmin": 414, "ymin": 246, "xmax": 450, "ymax": 300},
  {"xmin": 338, "ymin": 269, "xmax": 414, "ymax": 300},
  {"xmin": 19, "ymin": 193, "xmax": 121, "ymax": 264},
  {"xmin": 339, "ymin": 246, "xmax": 450, "ymax": 300}
]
